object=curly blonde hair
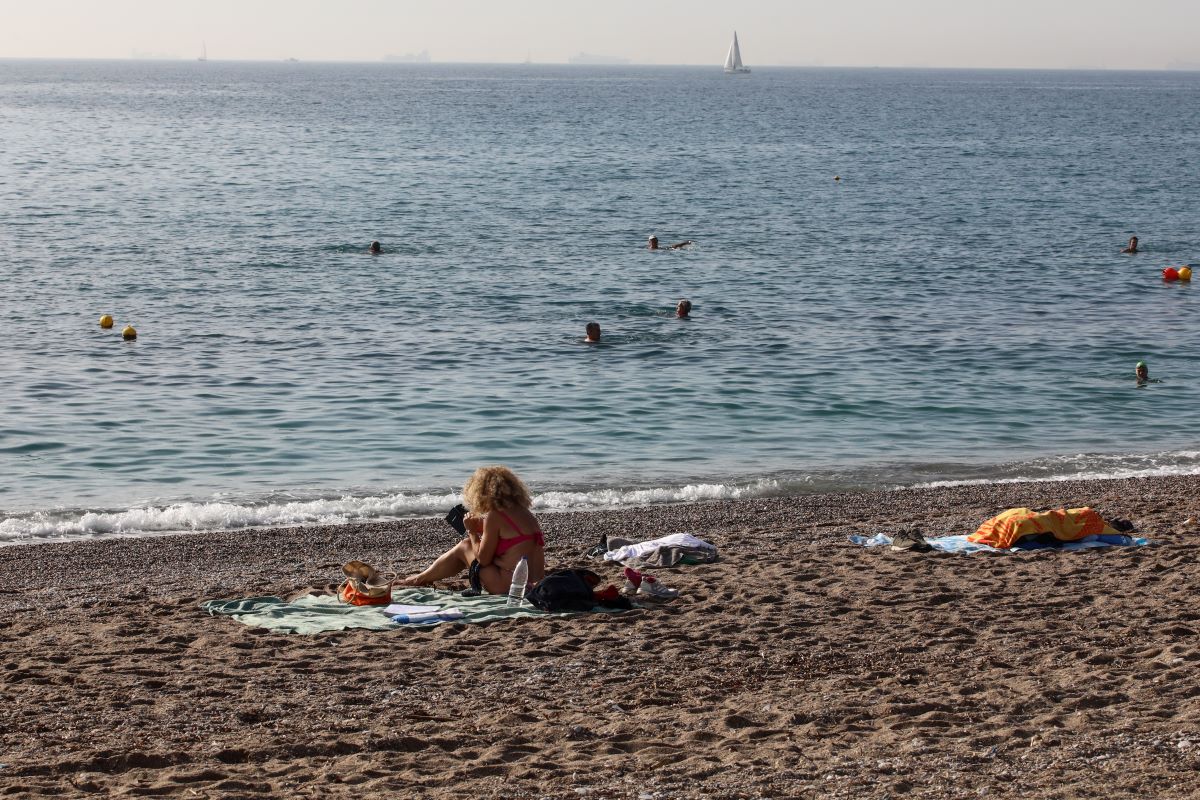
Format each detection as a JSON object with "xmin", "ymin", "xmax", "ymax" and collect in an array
[{"xmin": 463, "ymin": 465, "xmax": 532, "ymax": 513}]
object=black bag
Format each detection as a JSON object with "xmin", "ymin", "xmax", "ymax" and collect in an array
[{"xmin": 527, "ymin": 569, "xmax": 599, "ymax": 612}]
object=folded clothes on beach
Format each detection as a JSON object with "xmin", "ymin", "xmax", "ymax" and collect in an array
[
  {"xmin": 603, "ymin": 533, "xmax": 718, "ymax": 567},
  {"xmin": 201, "ymin": 587, "xmax": 623, "ymax": 634},
  {"xmin": 849, "ymin": 533, "xmax": 1150, "ymax": 554}
]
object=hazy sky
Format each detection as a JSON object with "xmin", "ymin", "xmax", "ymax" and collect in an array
[{"xmin": 3, "ymin": 0, "xmax": 1199, "ymax": 69}]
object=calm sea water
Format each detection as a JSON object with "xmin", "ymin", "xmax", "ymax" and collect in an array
[{"xmin": 3, "ymin": 60, "xmax": 1199, "ymax": 542}]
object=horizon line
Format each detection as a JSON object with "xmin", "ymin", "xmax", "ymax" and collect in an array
[{"xmin": 1, "ymin": 56, "xmax": 1198, "ymax": 73}]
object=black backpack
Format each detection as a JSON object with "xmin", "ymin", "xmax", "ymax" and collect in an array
[{"xmin": 527, "ymin": 569, "xmax": 599, "ymax": 612}]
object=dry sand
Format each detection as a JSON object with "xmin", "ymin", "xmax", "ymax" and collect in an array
[{"xmin": 3, "ymin": 474, "xmax": 1200, "ymax": 798}]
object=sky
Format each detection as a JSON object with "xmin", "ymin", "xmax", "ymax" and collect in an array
[{"xmin": 2, "ymin": 0, "xmax": 1199, "ymax": 70}]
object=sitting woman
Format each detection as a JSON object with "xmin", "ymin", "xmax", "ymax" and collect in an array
[{"xmin": 402, "ymin": 466, "xmax": 546, "ymax": 594}]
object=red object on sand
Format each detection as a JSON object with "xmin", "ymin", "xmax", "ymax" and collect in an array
[
  {"xmin": 1163, "ymin": 267, "xmax": 1180, "ymax": 282},
  {"xmin": 622, "ymin": 567, "xmax": 643, "ymax": 588}
]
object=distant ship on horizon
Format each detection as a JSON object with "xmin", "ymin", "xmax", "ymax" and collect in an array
[
  {"xmin": 198, "ymin": 42, "xmax": 207, "ymax": 62},
  {"xmin": 723, "ymin": 31, "xmax": 750, "ymax": 74}
]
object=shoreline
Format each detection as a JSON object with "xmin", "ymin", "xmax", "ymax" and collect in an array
[
  {"xmin": 7, "ymin": 455, "xmax": 1200, "ymax": 546},
  {"xmin": 2, "ymin": 472, "xmax": 1194, "ymax": 586},
  {"xmin": 3, "ymin": 473, "xmax": 1199, "ymax": 797}
]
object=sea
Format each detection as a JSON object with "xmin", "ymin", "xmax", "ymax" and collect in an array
[{"xmin": 2, "ymin": 60, "xmax": 1199, "ymax": 544}]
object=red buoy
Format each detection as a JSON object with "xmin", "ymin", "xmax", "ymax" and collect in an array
[{"xmin": 1163, "ymin": 267, "xmax": 1180, "ymax": 282}]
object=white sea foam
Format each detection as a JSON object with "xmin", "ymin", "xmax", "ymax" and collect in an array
[
  {"xmin": 0, "ymin": 480, "xmax": 782, "ymax": 544},
  {"xmin": 911, "ymin": 451, "xmax": 1200, "ymax": 489},
  {"xmin": 534, "ymin": 479, "xmax": 780, "ymax": 510},
  {"xmin": 7, "ymin": 451, "xmax": 1194, "ymax": 545},
  {"xmin": 0, "ymin": 490, "xmax": 460, "ymax": 544}
]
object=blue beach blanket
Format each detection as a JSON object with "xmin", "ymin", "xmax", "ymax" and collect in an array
[
  {"xmin": 849, "ymin": 533, "xmax": 1151, "ymax": 554},
  {"xmin": 201, "ymin": 587, "xmax": 627, "ymax": 634}
]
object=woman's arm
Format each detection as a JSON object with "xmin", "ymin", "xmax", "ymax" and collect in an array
[{"xmin": 473, "ymin": 512, "xmax": 501, "ymax": 566}]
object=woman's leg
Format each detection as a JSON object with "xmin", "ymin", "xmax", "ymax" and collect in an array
[
  {"xmin": 401, "ymin": 538, "xmax": 474, "ymax": 586},
  {"xmin": 477, "ymin": 564, "xmax": 510, "ymax": 596}
]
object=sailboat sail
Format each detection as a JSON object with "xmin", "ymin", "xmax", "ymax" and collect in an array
[{"xmin": 723, "ymin": 31, "xmax": 750, "ymax": 74}]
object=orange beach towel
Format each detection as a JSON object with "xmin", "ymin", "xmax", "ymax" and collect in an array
[{"xmin": 967, "ymin": 507, "xmax": 1119, "ymax": 550}]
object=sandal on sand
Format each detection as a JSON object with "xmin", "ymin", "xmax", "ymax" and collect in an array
[
  {"xmin": 890, "ymin": 527, "xmax": 932, "ymax": 553},
  {"xmin": 582, "ymin": 534, "xmax": 608, "ymax": 559}
]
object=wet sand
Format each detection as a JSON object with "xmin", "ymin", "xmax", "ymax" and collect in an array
[{"xmin": 3, "ymin": 474, "xmax": 1200, "ymax": 798}]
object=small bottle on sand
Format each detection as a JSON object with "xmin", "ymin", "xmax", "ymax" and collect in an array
[{"xmin": 507, "ymin": 557, "xmax": 529, "ymax": 607}]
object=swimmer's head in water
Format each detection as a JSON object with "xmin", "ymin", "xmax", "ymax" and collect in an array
[
  {"xmin": 676, "ymin": 298, "xmax": 692, "ymax": 317},
  {"xmin": 369, "ymin": 240, "xmax": 382, "ymax": 253},
  {"xmin": 647, "ymin": 235, "xmax": 659, "ymax": 250},
  {"xmin": 585, "ymin": 322, "xmax": 601, "ymax": 342},
  {"xmin": 1136, "ymin": 361, "xmax": 1149, "ymax": 379}
]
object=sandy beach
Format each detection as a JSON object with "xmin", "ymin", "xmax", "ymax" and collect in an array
[{"xmin": 3, "ymin": 474, "xmax": 1200, "ymax": 798}]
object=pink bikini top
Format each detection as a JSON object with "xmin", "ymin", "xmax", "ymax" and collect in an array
[{"xmin": 493, "ymin": 509, "xmax": 545, "ymax": 556}]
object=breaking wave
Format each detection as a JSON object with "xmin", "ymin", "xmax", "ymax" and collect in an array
[{"xmin": 0, "ymin": 479, "xmax": 782, "ymax": 544}]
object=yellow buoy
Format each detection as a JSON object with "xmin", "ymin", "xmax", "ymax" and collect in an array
[
  {"xmin": 99, "ymin": 314, "xmax": 114, "ymax": 329},
  {"xmin": 122, "ymin": 324, "xmax": 137, "ymax": 340},
  {"xmin": 1180, "ymin": 266, "xmax": 1193, "ymax": 282}
]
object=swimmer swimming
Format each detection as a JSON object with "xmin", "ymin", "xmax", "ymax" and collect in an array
[
  {"xmin": 584, "ymin": 322, "xmax": 601, "ymax": 343},
  {"xmin": 648, "ymin": 235, "xmax": 692, "ymax": 251},
  {"xmin": 676, "ymin": 298, "xmax": 692, "ymax": 318},
  {"xmin": 368, "ymin": 241, "xmax": 382, "ymax": 254},
  {"xmin": 1121, "ymin": 236, "xmax": 1138, "ymax": 254},
  {"xmin": 1135, "ymin": 361, "xmax": 1162, "ymax": 386}
]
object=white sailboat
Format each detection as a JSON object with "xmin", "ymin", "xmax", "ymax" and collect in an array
[
  {"xmin": 198, "ymin": 42, "xmax": 207, "ymax": 62},
  {"xmin": 723, "ymin": 31, "xmax": 750, "ymax": 74}
]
